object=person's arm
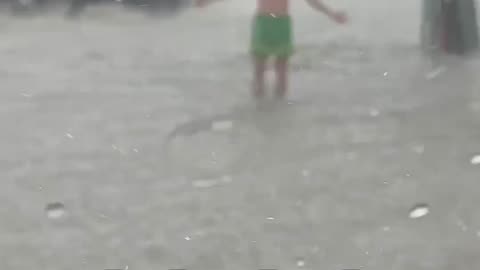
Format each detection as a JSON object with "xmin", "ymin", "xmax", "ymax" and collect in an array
[
  {"xmin": 305, "ymin": 0, "xmax": 348, "ymax": 23},
  {"xmin": 305, "ymin": 0, "xmax": 333, "ymax": 14},
  {"xmin": 195, "ymin": 0, "xmax": 223, "ymax": 7}
]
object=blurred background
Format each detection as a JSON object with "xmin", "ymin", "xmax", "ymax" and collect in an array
[
  {"xmin": 1, "ymin": 0, "xmax": 189, "ymax": 17},
  {"xmin": 1, "ymin": 0, "xmax": 480, "ymax": 270}
]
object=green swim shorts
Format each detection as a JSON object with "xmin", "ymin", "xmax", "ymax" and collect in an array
[{"xmin": 250, "ymin": 14, "xmax": 294, "ymax": 58}]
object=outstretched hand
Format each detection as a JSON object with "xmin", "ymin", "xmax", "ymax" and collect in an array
[
  {"xmin": 195, "ymin": 0, "xmax": 208, "ymax": 7},
  {"xmin": 195, "ymin": 0, "xmax": 220, "ymax": 8},
  {"xmin": 329, "ymin": 11, "xmax": 348, "ymax": 24}
]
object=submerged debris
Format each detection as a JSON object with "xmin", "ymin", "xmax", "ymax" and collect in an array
[{"xmin": 45, "ymin": 202, "xmax": 66, "ymax": 219}]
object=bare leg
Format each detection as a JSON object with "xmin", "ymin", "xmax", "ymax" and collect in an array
[
  {"xmin": 252, "ymin": 55, "xmax": 267, "ymax": 99},
  {"xmin": 274, "ymin": 57, "xmax": 289, "ymax": 99}
]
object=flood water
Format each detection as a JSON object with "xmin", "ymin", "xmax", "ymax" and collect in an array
[{"xmin": 1, "ymin": 1, "xmax": 480, "ymax": 269}]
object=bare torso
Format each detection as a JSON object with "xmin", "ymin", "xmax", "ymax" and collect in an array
[{"xmin": 257, "ymin": 0, "xmax": 289, "ymax": 15}]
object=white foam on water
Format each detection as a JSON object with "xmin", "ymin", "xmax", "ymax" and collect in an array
[
  {"xmin": 296, "ymin": 258, "xmax": 305, "ymax": 267},
  {"xmin": 369, "ymin": 108, "xmax": 380, "ymax": 117},
  {"xmin": 409, "ymin": 204, "xmax": 430, "ymax": 219},
  {"xmin": 425, "ymin": 66, "xmax": 447, "ymax": 80},
  {"xmin": 456, "ymin": 219, "xmax": 468, "ymax": 232},
  {"xmin": 211, "ymin": 120, "xmax": 233, "ymax": 132},
  {"xmin": 412, "ymin": 145, "xmax": 425, "ymax": 154},
  {"xmin": 220, "ymin": 175, "xmax": 232, "ymax": 183},
  {"xmin": 192, "ymin": 175, "xmax": 232, "ymax": 188},
  {"xmin": 471, "ymin": 155, "xmax": 480, "ymax": 165},
  {"xmin": 192, "ymin": 179, "xmax": 218, "ymax": 188}
]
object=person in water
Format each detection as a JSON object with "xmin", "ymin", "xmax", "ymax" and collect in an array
[{"xmin": 196, "ymin": 0, "xmax": 348, "ymax": 99}]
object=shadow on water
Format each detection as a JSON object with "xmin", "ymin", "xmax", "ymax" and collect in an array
[
  {"xmin": 161, "ymin": 101, "xmax": 303, "ymax": 178},
  {"xmin": 395, "ymin": 51, "xmax": 480, "ymax": 170},
  {"xmin": 411, "ymin": 54, "xmax": 477, "ymax": 122}
]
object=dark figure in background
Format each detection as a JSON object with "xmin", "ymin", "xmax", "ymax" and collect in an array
[
  {"xmin": 421, "ymin": 0, "xmax": 479, "ymax": 55},
  {"xmin": 441, "ymin": 0, "xmax": 479, "ymax": 54},
  {"xmin": 8, "ymin": 0, "xmax": 49, "ymax": 15},
  {"xmin": 66, "ymin": 0, "xmax": 101, "ymax": 18},
  {"xmin": 66, "ymin": 0, "xmax": 187, "ymax": 18}
]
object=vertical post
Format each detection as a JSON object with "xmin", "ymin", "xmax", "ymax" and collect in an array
[
  {"xmin": 421, "ymin": 0, "xmax": 442, "ymax": 53},
  {"xmin": 421, "ymin": 0, "xmax": 479, "ymax": 55}
]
